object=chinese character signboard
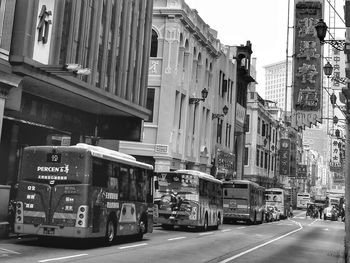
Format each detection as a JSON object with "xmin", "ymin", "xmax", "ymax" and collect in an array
[
  {"xmin": 279, "ymin": 139, "xmax": 291, "ymax": 176},
  {"xmin": 296, "ymin": 164, "xmax": 307, "ymax": 178},
  {"xmin": 292, "ymin": 0, "xmax": 323, "ymax": 128},
  {"xmin": 333, "ymin": 172, "xmax": 345, "ymax": 184},
  {"xmin": 329, "ymin": 138, "xmax": 342, "ymax": 172}
]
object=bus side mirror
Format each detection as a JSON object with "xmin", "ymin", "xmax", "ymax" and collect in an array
[{"xmin": 154, "ymin": 180, "xmax": 159, "ymax": 190}]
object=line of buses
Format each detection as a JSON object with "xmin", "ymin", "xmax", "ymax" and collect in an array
[{"xmin": 13, "ymin": 144, "xmax": 291, "ymax": 245}]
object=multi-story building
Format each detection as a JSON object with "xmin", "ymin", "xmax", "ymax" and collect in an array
[
  {"xmin": 0, "ymin": 0, "xmax": 154, "ymax": 188},
  {"xmin": 120, "ymin": 0, "xmax": 254, "ymax": 179},
  {"xmin": 244, "ymin": 91, "xmax": 279, "ymax": 188},
  {"xmin": 264, "ymin": 60, "xmax": 292, "ymax": 112}
]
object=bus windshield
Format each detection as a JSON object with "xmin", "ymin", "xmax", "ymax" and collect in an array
[
  {"xmin": 223, "ymin": 183, "xmax": 248, "ymax": 200},
  {"xmin": 265, "ymin": 191, "xmax": 283, "ymax": 202},
  {"xmin": 156, "ymin": 172, "xmax": 198, "ymax": 201},
  {"xmin": 19, "ymin": 147, "xmax": 89, "ymax": 184}
]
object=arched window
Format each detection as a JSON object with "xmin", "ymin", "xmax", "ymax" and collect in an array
[{"xmin": 150, "ymin": 29, "xmax": 158, "ymax": 57}]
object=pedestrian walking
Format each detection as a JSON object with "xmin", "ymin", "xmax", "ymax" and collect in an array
[{"xmin": 319, "ymin": 206, "xmax": 324, "ymax": 219}]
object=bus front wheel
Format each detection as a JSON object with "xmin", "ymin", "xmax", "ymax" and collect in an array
[{"xmin": 105, "ymin": 217, "xmax": 117, "ymax": 246}]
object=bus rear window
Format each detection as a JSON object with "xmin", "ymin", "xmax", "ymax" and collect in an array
[{"xmin": 19, "ymin": 149, "xmax": 88, "ymax": 184}]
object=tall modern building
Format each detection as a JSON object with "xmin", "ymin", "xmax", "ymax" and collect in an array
[{"xmin": 264, "ymin": 60, "xmax": 292, "ymax": 112}]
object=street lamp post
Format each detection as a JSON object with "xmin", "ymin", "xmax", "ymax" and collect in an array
[{"xmin": 315, "ymin": 18, "xmax": 350, "ymax": 261}]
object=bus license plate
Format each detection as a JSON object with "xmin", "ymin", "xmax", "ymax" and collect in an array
[
  {"xmin": 43, "ymin": 228, "xmax": 55, "ymax": 235},
  {"xmin": 229, "ymin": 200, "xmax": 237, "ymax": 208}
]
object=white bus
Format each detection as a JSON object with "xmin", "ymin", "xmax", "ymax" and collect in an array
[
  {"xmin": 265, "ymin": 188, "xmax": 290, "ymax": 219},
  {"xmin": 296, "ymin": 192, "xmax": 311, "ymax": 209},
  {"xmin": 154, "ymin": 170, "xmax": 223, "ymax": 231}
]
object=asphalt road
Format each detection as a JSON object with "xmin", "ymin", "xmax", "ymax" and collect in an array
[{"xmin": 0, "ymin": 210, "xmax": 345, "ymax": 263}]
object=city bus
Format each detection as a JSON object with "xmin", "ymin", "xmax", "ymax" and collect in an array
[
  {"xmin": 296, "ymin": 192, "xmax": 311, "ymax": 209},
  {"xmin": 154, "ymin": 170, "xmax": 223, "ymax": 231},
  {"xmin": 222, "ymin": 180, "xmax": 265, "ymax": 224},
  {"xmin": 265, "ymin": 188, "xmax": 290, "ymax": 219},
  {"xmin": 14, "ymin": 143, "xmax": 154, "ymax": 245}
]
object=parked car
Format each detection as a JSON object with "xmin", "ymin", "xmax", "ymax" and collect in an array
[
  {"xmin": 266, "ymin": 205, "xmax": 280, "ymax": 222},
  {"xmin": 323, "ymin": 206, "xmax": 338, "ymax": 221}
]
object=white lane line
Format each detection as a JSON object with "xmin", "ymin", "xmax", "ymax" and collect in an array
[
  {"xmin": 199, "ymin": 232, "xmax": 214, "ymax": 236},
  {"xmin": 219, "ymin": 221, "xmax": 303, "ymax": 263},
  {"xmin": 119, "ymin": 243, "xmax": 148, "ymax": 249},
  {"xmin": 221, "ymin": 229, "xmax": 233, "ymax": 232},
  {"xmin": 38, "ymin": 254, "xmax": 88, "ymax": 262},
  {"xmin": 0, "ymin": 247, "xmax": 21, "ymax": 254},
  {"xmin": 168, "ymin": 236, "xmax": 186, "ymax": 241},
  {"xmin": 237, "ymin": 227, "xmax": 246, "ymax": 229}
]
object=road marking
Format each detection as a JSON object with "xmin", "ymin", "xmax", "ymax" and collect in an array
[
  {"xmin": 0, "ymin": 247, "xmax": 20, "ymax": 254},
  {"xmin": 221, "ymin": 229, "xmax": 232, "ymax": 232},
  {"xmin": 237, "ymin": 227, "xmax": 246, "ymax": 229},
  {"xmin": 38, "ymin": 254, "xmax": 88, "ymax": 262},
  {"xmin": 199, "ymin": 232, "xmax": 214, "ymax": 236},
  {"xmin": 119, "ymin": 243, "xmax": 148, "ymax": 249},
  {"xmin": 168, "ymin": 236, "xmax": 186, "ymax": 241},
  {"xmin": 218, "ymin": 221, "xmax": 303, "ymax": 263},
  {"xmin": 324, "ymin": 228, "xmax": 329, "ymax": 231}
]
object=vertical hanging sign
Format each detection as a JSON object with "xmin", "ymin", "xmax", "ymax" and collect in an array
[
  {"xmin": 279, "ymin": 139, "xmax": 291, "ymax": 176},
  {"xmin": 292, "ymin": 0, "xmax": 323, "ymax": 128},
  {"xmin": 33, "ymin": 0, "xmax": 55, "ymax": 64}
]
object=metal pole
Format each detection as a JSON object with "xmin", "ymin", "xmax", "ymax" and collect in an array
[{"xmin": 345, "ymin": 117, "xmax": 350, "ymax": 262}]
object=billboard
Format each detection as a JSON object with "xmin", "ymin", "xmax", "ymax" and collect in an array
[
  {"xmin": 279, "ymin": 139, "xmax": 291, "ymax": 176},
  {"xmin": 296, "ymin": 164, "xmax": 307, "ymax": 178},
  {"xmin": 292, "ymin": 0, "xmax": 323, "ymax": 128}
]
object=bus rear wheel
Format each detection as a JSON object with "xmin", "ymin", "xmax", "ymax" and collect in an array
[{"xmin": 104, "ymin": 217, "xmax": 116, "ymax": 246}]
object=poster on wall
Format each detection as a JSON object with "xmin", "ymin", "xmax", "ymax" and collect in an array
[{"xmin": 291, "ymin": 0, "xmax": 323, "ymax": 128}]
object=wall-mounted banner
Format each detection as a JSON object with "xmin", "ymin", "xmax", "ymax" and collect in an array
[
  {"xmin": 279, "ymin": 139, "xmax": 291, "ymax": 176},
  {"xmin": 292, "ymin": 0, "xmax": 323, "ymax": 128}
]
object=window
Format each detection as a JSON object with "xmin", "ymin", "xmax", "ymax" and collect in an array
[
  {"xmin": 146, "ymin": 88, "xmax": 155, "ymax": 122},
  {"xmin": 257, "ymin": 117, "xmax": 261, "ymax": 134},
  {"xmin": 244, "ymin": 147, "xmax": 249, "ymax": 165},
  {"xmin": 119, "ymin": 167, "xmax": 129, "ymax": 201},
  {"xmin": 150, "ymin": 29, "xmax": 158, "ymax": 57},
  {"xmin": 256, "ymin": 149, "xmax": 259, "ymax": 166},
  {"xmin": 264, "ymin": 152, "xmax": 268, "ymax": 169},
  {"xmin": 262, "ymin": 121, "xmax": 265, "ymax": 136},
  {"xmin": 216, "ymin": 119, "xmax": 223, "ymax": 143},
  {"xmin": 92, "ymin": 158, "xmax": 108, "ymax": 188},
  {"xmin": 245, "ymin": 115, "xmax": 250, "ymax": 133}
]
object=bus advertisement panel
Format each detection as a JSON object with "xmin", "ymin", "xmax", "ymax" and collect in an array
[
  {"xmin": 296, "ymin": 192, "xmax": 311, "ymax": 209},
  {"xmin": 265, "ymin": 188, "xmax": 290, "ymax": 219},
  {"xmin": 222, "ymin": 180, "xmax": 265, "ymax": 224},
  {"xmin": 14, "ymin": 143, "xmax": 154, "ymax": 245},
  {"xmin": 154, "ymin": 170, "xmax": 223, "ymax": 231}
]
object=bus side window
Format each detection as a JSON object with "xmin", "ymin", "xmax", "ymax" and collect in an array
[
  {"xmin": 92, "ymin": 158, "xmax": 108, "ymax": 188},
  {"xmin": 119, "ymin": 167, "xmax": 129, "ymax": 201},
  {"xmin": 109, "ymin": 164, "xmax": 119, "ymax": 192},
  {"xmin": 129, "ymin": 168, "xmax": 138, "ymax": 201}
]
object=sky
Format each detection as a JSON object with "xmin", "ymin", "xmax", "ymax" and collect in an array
[{"xmin": 185, "ymin": 0, "xmax": 290, "ymax": 97}]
